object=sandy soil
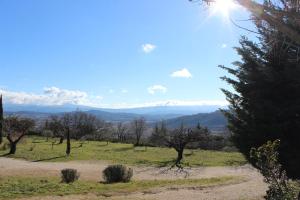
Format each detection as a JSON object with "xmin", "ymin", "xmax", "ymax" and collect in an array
[{"xmin": 0, "ymin": 157, "xmax": 268, "ymax": 200}]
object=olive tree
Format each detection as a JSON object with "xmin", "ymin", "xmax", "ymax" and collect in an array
[
  {"xmin": 4, "ymin": 116, "xmax": 35, "ymax": 154},
  {"xmin": 163, "ymin": 125, "xmax": 209, "ymax": 168}
]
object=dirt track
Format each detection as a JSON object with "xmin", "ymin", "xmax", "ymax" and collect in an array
[{"xmin": 0, "ymin": 157, "xmax": 267, "ymax": 200}]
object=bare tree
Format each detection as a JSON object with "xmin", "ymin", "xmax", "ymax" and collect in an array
[
  {"xmin": 4, "ymin": 116, "xmax": 35, "ymax": 154},
  {"xmin": 71, "ymin": 112, "xmax": 99, "ymax": 140},
  {"xmin": 93, "ymin": 121, "xmax": 113, "ymax": 144},
  {"xmin": 163, "ymin": 125, "xmax": 209, "ymax": 168},
  {"xmin": 115, "ymin": 122, "xmax": 128, "ymax": 142},
  {"xmin": 149, "ymin": 121, "xmax": 168, "ymax": 147},
  {"xmin": 48, "ymin": 115, "xmax": 64, "ymax": 144},
  {"xmin": 131, "ymin": 118, "xmax": 147, "ymax": 146},
  {"xmin": 42, "ymin": 130, "xmax": 53, "ymax": 142}
]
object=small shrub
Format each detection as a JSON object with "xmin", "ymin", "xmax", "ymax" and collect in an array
[
  {"xmin": 103, "ymin": 165, "xmax": 133, "ymax": 183},
  {"xmin": 250, "ymin": 140, "xmax": 298, "ymax": 200},
  {"xmin": 61, "ymin": 169, "xmax": 80, "ymax": 183}
]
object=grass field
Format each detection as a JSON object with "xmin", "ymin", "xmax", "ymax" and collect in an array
[
  {"xmin": 0, "ymin": 136, "xmax": 246, "ymax": 167},
  {"xmin": 0, "ymin": 176, "xmax": 241, "ymax": 199}
]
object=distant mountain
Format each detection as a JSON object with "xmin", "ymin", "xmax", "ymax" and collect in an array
[
  {"xmin": 5, "ymin": 109, "xmax": 182, "ymax": 123},
  {"xmin": 5, "ymin": 111, "xmax": 53, "ymax": 120},
  {"xmin": 100, "ymin": 105, "xmax": 226, "ymax": 115},
  {"xmin": 3, "ymin": 104, "xmax": 228, "ymax": 128},
  {"xmin": 4, "ymin": 104, "xmax": 92, "ymax": 113},
  {"xmin": 4, "ymin": 103, "xmax": 226, "ymax": 116},
  {"xmin": 163, "ymin": 111, "xmax": 228, "ymax": 132},
  {"xmin": 86, "ymin": 110, "xmax": 181, "ymax": 122}
]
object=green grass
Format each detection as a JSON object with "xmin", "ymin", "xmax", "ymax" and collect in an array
[
  {"xmin": 0, "ymin": 176, "xmax": 241, "ymax": 199},
  {"xmin": 0, "ymin": 136, "xmax": 247, "ymax": 167}
]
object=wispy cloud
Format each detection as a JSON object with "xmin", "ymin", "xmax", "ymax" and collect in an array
[
  {"xmin": 142, "ymin": 43, "xmax": 156, "ymax": 53},
  {"xmin": 0, "ymin": 87, "xmax": 103, "ymax": 107},
  {"xmin": 0, "ymin": 88, "xmax": 228, "ymax": 109},
  {"xmin": 170, "ymin": 68, "xmax": 192, "ymax": 78},
  {"xmin": 147, "ymin": 85, "xmax": 167, "ymax": 95},
  {"xmin": 221, "ymin": 43, "xmax": 227, "ymax": 48},
  {"xmin": 121, "ymin": 89, "xmax": 128, "ymax": 94}
]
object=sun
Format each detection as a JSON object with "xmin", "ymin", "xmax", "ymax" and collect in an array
[{"xmin": 209, "ymin": 0, "xmax": 237, "ymax": 18}]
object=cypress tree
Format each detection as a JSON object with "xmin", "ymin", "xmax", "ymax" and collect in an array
[{"xmin": 221, "ymin": 1, "xmax": 300, "ymax": 179}]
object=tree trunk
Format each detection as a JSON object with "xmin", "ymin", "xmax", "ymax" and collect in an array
[
  {"xmin": 7, "ymin": 133, "xmax": 26, "ymax": 155},
  {"xmin": 135, "ymin": 135, "xmax": 140, "ymax": 146},
  {"xmin": 59, "ymin": 136, "xmax": 64, "ymax": 144},
  {"xmin": 66, "ymin": 129, "xmax": 71, "ymax": 156},
  {"xmin": 9, "ymin": 142, "xmax": 17, "ymax": 154},
  {"xmin": 175, "ymin": 149, "xmax": 184, "ymax": 167}
]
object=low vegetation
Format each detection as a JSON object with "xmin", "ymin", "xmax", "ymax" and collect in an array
[
  {"xmin": 61, "ymin": 169, "xmax": 80, "ymax": 183},
  {"xmin": 103, "ymin": 165, "xmax": 133, "ymax": 183},
  {"xmin": 251, "ymin": 140, "xmax": 299, "ymax": 200},
  {"xmin": 0, "ymin": 136, "xmax": 247, "ymax": 167},
  {"xmin": 0, "ymin": 176, "xmax": 240, "ymax": 199}
]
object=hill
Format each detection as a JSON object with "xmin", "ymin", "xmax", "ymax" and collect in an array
[{"xmin": 163, "ymin": 111, "xmax": 227, "ymax": 132}]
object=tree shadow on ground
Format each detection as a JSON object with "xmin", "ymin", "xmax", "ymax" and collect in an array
[
  {"xmin": 0, "ymin": 153, "xmax": 11, "ymax": 157},
  {"xmin": 133, "ymin": 146, "xmax": 148, "ymax": 152},
  {"xmin": 156, "ymin": 159, "xmax": 177, "ymax": 168},
  {"xmin": 32, "ymin": 156, "xmax": 66, "ymax": 162},
  {"xmin": 113, "ymin": 146, "xmax": 134, "ymax": 152}
]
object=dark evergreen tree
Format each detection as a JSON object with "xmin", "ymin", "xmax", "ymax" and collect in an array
[
  {"xmin": 221, "ymin": 1, "xmax": 300, "ymax": 178},
  {"xmin": 0, "ymin": 95, "xmax": 3, "ymax": 144}
]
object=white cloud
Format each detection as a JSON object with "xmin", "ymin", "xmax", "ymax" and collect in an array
[
  {"xmin": 0, "ymin": 87, "xmax": 103, "ymax": 107},
  {"xmin": 147, "ymin": 85, "xmax": 167, "ymax": 95},
  {"xmin": 0, "ymin": 88, "xmax": 228, "ymax": 109},
  {"xmin": 221, "ymin": 44, "xmax": 227, "ymax": 48},
  {"xmin": 170, "ymin": 68, "xmax": 192, "ymax": 78},
  {"xmin": 121, "ymin": 89, "xmax": 128, "ymax": 94},
  {"xmin": 142, "ymin": 43, "xmax": 156, "ymax": 53}
]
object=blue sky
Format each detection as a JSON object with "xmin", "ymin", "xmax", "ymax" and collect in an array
[{"xmin": 0, "ymin": 0, "xmax": 255, "ymax": 108}]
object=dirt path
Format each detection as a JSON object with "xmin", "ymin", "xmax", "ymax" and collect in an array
[{"xmin": 0, "ymin": 157, "xmax": 267, "ymax": 200}]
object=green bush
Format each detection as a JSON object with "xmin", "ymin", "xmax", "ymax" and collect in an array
[
  {"xmin": 103, "ymin": 165, "xmax": 133, "ymax": 183},
  {"xmin": 61, "ymin": 169, "xmax": 80, "ymax": 183},
  {"xmin": 250, "ymin": 140, "xmax": 298, "ymax": 200}
]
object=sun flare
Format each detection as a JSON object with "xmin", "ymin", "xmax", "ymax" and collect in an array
[{"xmin": 209, "ymin": 0, "xmax": 238, "ymax": 18}]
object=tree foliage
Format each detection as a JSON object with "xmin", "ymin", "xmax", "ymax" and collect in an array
[
  {"xmin": 193, "ymin": 0, "xmax": 300, "ymax": 45},
  {"xmin": 250, "ymin": 140, "xmax": 298, "ymax": 200},
  {"xmin": 220, "ymin": 1, "xmax": 300, "ymax": 178}
]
